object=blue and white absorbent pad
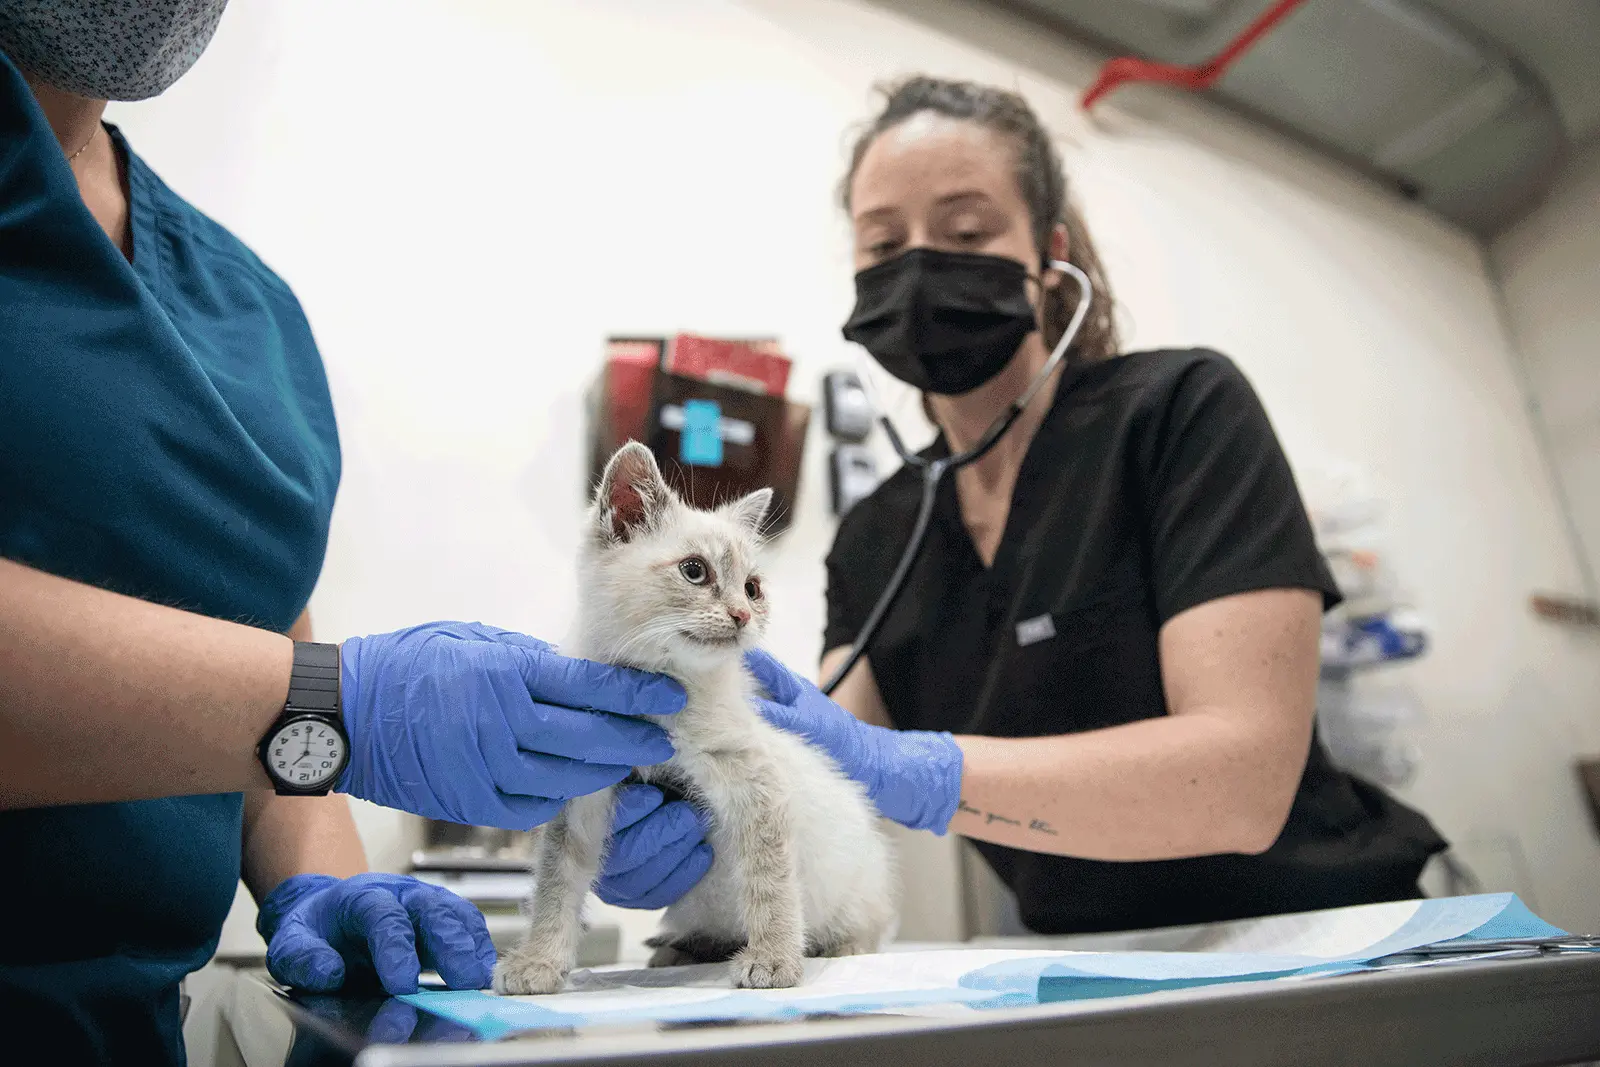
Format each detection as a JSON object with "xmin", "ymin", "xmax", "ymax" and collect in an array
[{"xmin": 397, "ymin": 893, "xmax": 1571, "ymax": 1041}]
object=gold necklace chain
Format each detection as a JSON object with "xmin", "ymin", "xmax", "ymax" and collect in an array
[{"xmin": 66, "ymin": 126, "xmax": 98, "ymax": 163}]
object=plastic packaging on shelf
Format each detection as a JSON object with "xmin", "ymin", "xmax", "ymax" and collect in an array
[
  {"xmin": 1316, "ymin": 678, "xmax": 1423, "ymax": 788},
  {"xmin": 1320, "ymin": 609, "xmax": 1429, "ymax": 672},
  {"xmin": 1302, "ymin": 460, "xmax": 1430, "ymax": 669},
  {"xmin": 1301, "ymin": 459, "xmax": 1429, "ymax": 786}
]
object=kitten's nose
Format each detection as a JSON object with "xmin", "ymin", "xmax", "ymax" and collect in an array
[{"xmin": 727, "ymin": 606, "xmax": 751, "ymax": 628}]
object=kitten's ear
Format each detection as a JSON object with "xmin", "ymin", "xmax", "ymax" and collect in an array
[
  {"xmin": 723, "ymin": 488, "xmax": 773, "ymax": 537},
  {"xmin": 595, "ymin": 442, "xmax": 673, "ymax": 542}
]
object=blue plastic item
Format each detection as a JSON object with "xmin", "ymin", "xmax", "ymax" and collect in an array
[{"xmin": 680, "ymin": 399, "xmax": 724, "ymax": 466}]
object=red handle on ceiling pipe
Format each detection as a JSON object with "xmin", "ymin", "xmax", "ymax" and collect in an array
[{"xmin": 1081, "ymin": 0, "xmax": 1312, "ymax": 110}]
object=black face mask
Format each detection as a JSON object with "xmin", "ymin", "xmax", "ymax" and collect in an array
[{"xmin": 841, "ymin": 248, "xmax": 1038, "ymax": 396}]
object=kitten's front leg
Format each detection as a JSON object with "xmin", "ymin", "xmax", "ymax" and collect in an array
[
  {"xmin": 717, "ymin": 760, "xmax": 805, "ymax": 989},
  {"xmin": 492, "ymin": 788, "xmax": 616, "ymax": 995}
]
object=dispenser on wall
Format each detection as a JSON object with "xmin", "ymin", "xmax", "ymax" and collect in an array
[
  {"xmin": 830, "ymin": 444, "xmax": 879, "ymax": 517},
  {"xmin": 821, "ymin": 369, "xmax": 881, "ymax": 517},
  {"xmin": 823, "ymin": 370, "xmax": 874, "ymax": 442},
  {"xmin": 586, "ymin": 335, "xmax": 810, "ymax": 536}
]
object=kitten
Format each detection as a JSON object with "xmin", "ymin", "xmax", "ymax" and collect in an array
[{"xmin": 492, "ymin": 442, "xmax": 894, "ymax": 994}]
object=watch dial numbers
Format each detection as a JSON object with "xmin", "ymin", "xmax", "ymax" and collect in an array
[{"xmin": 268, "ymin": 722, "xmax": 346, "ymax": 787}]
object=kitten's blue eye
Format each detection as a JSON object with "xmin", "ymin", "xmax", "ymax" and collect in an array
[{"xmin": 679, "ymin": 557, "xmax": 710, "ymax": 585}]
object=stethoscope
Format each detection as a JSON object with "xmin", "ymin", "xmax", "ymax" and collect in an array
[{"xmin": 820, "ymin": 259, "xmax": 1094, "ymax": 697}]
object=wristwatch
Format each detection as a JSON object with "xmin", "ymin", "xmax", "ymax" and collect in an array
[{"xmin": 257, "ymin": 642, "xmax": 350, "ymax": 796}]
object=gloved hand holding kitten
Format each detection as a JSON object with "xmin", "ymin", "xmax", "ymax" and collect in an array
[
  {"xmin": 596, "ymin": 784, "xmax": 714, "ymax": 910},
  {"xmin": 337, "ymin": 621, "xmax": 686, "ymax": 831},
  {"xmin": 253, "ymin": 622, "xmax": 696, "ymax": 994},
  {"xmin": 597, "ymin": 649, "xmax": 966, "ymax": 913},
  {"xmin": 745, "ymin": 650, "xmax": 964, "ymax": 835}
]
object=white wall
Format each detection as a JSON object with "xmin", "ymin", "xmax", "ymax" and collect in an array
[
  {"xmin": 1485, "ymin": 142, "xmax": 1600, "ymax": 924},
  {"xmin": 1494, "ymin": 140, "xmax": 1600, "ymax": 596},
  {"xmin": 110, "ymin": 0, "xmax": 1600, "ymax": 941}
]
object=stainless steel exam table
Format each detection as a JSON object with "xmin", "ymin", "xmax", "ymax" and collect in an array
[{"xmin": 214, "ymin": 929, "xmax": 1600, "ymax": 1067}]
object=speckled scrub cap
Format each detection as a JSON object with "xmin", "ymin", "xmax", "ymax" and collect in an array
[{"xmin": 0, "ymin": 0, "xmax": 228, "ymax": 101}]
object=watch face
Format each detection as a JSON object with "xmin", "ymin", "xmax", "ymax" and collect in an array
[{"xmin": 266, "ymin": 717, "xmax": 347, "ymax": 789}]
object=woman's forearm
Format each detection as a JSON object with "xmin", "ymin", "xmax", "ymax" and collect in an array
[
  {"xmin": 243, "ymin": 791, "xmax": 368, "ymax": 900},
  {"xmin": 951, "ymin": 706, "xmax": 1308, "ymax": 860},
  {"xmin": 823, "ymin": 590, "xmax": 1319, "ymax": 860},
  {"xmin": 0, "ymin": 557, "xmax": 291, "ymax": 807}
]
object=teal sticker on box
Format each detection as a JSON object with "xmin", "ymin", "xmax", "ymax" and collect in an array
[{"xmin": 681, "ymin": 399, "xmax": 723, "ymax": 467}]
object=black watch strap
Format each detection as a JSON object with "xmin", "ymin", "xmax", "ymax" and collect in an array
[{"xmin": 287, "ymin": 641, "xmax": 341, "ymax": 716}]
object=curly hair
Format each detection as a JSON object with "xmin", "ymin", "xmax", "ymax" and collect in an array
[{"xmin": 841, "ymin": 75, "xmax": 1120, "ymax": 365}]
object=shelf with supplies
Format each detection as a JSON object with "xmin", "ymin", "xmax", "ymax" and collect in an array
[{"xmin": 586, "ymin": 334, "xmax": 810, "ymax": 537}]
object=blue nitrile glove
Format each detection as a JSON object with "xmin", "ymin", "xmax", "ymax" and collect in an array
[
  {"xmin": 595, "ymin": 784, "xmax": 713, "ymax": 909},
  {"xmin": 745, "ymin": 649, "xmax": 964, "ymax": 834},
  {"xmin": 258, "ymin": 873, "xmax": 495, "ymax": 995},
  {"xmin": 338, "ymin": 622, "xmax": 684, "ymax": 831}
]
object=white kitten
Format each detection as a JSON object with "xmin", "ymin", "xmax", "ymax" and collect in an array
[{"xmin": 493, "ymin": 442, "xmax": 894, "ymax": 993}]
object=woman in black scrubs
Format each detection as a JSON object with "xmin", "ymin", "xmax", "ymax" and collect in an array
[{"xmin": 749, "ymin": 76, "xmax": 1447, "ymax": 934}]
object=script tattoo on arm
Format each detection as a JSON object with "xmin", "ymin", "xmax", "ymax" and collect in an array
[{"xmin": 956, "ymin": 800, "xmax": 1061, "ymax": 837}]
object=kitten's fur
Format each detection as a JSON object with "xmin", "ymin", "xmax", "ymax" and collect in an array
[{"xmin": 492, "ymin": 443, "xmax": 894, "ymax": 994}]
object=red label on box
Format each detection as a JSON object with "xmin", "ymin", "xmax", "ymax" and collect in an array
[{"xmin": 665, "ymin": 334, "xmax": 791, "ymax": 397}]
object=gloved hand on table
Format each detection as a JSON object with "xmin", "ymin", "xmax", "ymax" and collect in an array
[
  {"xmin": 337, "ymin": 622, "xmax": 684, "ymax": 831},
  {"xmin": 595, "ymin": 784, "xmax": 713, "ymax": 909},
  {"xmin": 745, "ymin": 649, "xmax": 964, "ymax": 834},
  {"xmin": 258, "ymin": 873, "xmax": 494, "ymax": 995}
]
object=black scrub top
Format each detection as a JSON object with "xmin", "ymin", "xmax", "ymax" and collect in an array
[
  {"xmin": 825, "ymin": 348, "xmax": 1446, "ymax": 934},
  {"xmin": 0, "ymin": 54, "xmax": 339, "ymax": 1064}
]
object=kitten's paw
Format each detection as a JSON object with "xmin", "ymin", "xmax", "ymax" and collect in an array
[
  {"xmin": 492, "ymin": 952, "xmax": 570, "ymax": 995},
  {"xmin": 730, "ymin": 948, "xmax": 804, "ymax": 989}
]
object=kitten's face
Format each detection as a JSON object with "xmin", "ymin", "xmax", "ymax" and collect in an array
[{"xmin": 582, "ymin": 443, "xmax": 772, "ymax": 672}]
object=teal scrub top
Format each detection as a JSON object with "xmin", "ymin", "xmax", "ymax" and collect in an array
[{"xmin": 0, "ymin": 52, "xmax": 340, "ymax": 1066}]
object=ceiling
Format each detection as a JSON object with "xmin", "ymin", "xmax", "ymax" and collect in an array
[{"xmin": 993, "ymin": 0, "xmax": 1600, "ymax": 235}]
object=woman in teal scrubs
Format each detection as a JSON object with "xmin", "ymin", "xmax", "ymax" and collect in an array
[{"xmin": 0, "ymin": 5, "xmax": 703, "ymax": 1063}]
